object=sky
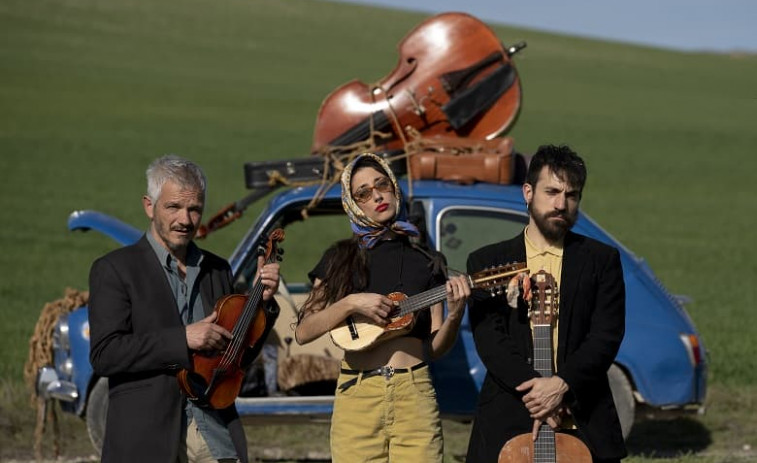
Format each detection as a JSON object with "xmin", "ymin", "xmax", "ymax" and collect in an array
[{"xmin": 330, "ymin": 0, "xmax": 757, "ymax": 53}]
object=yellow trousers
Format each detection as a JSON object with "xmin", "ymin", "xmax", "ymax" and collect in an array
[{"xmin": 330, "ymin": 364, "xmax": 443, "ymax": 463}]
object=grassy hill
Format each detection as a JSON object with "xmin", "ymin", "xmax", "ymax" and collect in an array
[{"xmin": 1, "ymin": 0, "xmax": 756, "ymax": 460}]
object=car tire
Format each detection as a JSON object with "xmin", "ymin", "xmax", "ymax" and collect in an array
[
  {"xmin": 85, "ymin": 377, "xmax": 108, "ymax": 455},
  {"xmin": 608, "ymin": 364, "xmax": 635, "ymax": 439}
]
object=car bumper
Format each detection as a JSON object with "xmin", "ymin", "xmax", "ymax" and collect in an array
[{"xmin": 36, "ymin": 366, "xmax": 79, "ymax": 402}]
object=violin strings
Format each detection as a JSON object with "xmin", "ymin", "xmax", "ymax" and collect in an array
[
  {"xmin": 220, "ymin": 278, "xmax": 265, "ymax": 369},
  {"xmin": 217, "ymin": 257, "xmax": 271, "ymax": 370}
]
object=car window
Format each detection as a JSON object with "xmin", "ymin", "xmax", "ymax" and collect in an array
[
  {"xmin": 233, "ymin": 210, "xmax": 352, "ymax": 294},
  {"xmin": 439, "ymin": 208, "xmax": 527, "ymax": 273},
  {"xmin": 279, "ymin": 213, "xmax": 352, "ymax": 287}
]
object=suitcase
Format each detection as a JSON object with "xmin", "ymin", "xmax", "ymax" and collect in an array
[
  {"xmin": 407, "ymin": 136, "xmax": 516, "ymax": 185},
  {"xmin": 244, "ymin": 157, "xmax": 329, "ymax": 189}
]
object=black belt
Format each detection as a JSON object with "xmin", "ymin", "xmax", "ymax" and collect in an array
[{"xmin": 337, "ymin": 362, "xmax": 427, "ymax": 392}]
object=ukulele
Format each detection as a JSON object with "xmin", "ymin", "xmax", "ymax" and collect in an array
[
  {"xmin": 498, "ymin": 270, "xmax": 592, "ymax": 463},
  {"xmin": 329, "ymin": 262, "xmax": 527, "ymax": 351},
  {"xmin": 177, "ymin": 229, "xmax": 284, "ymax": 409}
]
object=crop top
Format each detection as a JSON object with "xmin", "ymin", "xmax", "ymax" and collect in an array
[{"xmin": 308, "ymin": 238, "xmax": 447, "ymax": 340}]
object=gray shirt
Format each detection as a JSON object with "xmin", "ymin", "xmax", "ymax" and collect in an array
[{"xmin": 146, "ymin": 231, "xmax": 237, "ymax": 460}]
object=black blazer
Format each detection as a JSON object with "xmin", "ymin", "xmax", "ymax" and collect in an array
[
  {"xmin": 465, "ymin": 231, "xmax": 627, "ymax": 462},
  {"xmin": 88, "ymin": 235, "xmax": 248, "ymax": 463}
]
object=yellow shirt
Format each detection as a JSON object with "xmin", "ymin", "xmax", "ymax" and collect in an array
[{"xmin": 524, "ymin": 226, "xmax": 562, "ymax": 371}]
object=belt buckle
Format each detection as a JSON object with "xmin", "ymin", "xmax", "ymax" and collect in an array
[{"xmin": 381, "ymin": 366, "xmax": 395, "ymax": 379}]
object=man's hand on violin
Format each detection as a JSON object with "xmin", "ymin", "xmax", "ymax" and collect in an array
[
  {"xmin": 186, "ymin": 312, "xmax": 232, "ymax": 351},
  {"xmin": 446, "ymin": 275, "xmax": 471, "ymax": 320},
  {"xmin": 346, "ymin": 293, "xmax": 395, "ymax": 325},
  {"xmin": 256, "ymin": 255, "xmax": 280, "ymax": 301}
]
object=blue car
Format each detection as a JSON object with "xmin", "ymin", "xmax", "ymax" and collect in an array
[{"xmin": 36, "ymin": 178, "xmax": 707, "ymax": 452}]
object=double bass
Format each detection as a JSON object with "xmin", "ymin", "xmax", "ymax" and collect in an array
[
  {"xmin": 177, "ymin": 229, "xmax": 284, "ymax": 409},
  {"xmin": 311, "ymin": 12, "xmax": 526, "ymax": 154},
  {"xmin": 499, "ymin": 271, "xmax": 592, "ymax": 463}
]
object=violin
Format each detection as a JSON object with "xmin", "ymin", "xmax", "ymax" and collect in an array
[
  {"xmin": 498, "ymin": 271, "xmax": 592, "ymax": 463},
  {"xmin": 177, "ymin": 229, "xmax": 284, "ymax": 409},
  {"xmin": 311, "ymin": 12, "xmax": 526, "ymax": 154}
]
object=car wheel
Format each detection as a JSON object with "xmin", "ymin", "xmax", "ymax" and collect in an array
[
  {"xmin": 608, "ymin": 364, "xmax": 635, "ymax": 439},
  {"xmin": 85, "ymin": 377, "xmax": 108, "ymax": 455}
]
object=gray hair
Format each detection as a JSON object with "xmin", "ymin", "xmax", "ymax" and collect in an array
[{"xmin": 145, "ymin": 155, "xmax": 207, "ymax": 202}]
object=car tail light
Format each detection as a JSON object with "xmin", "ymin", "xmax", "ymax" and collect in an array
[{"xmin": 680, "ymin": 333, "xmax": 703, "ymax": 367}]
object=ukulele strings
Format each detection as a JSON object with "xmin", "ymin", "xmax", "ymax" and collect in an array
[
  {"xmin": 395, "ymin": 267, "xmax": 516, "ymax": 317},
  {"xmin": 396, "ymin": 286, "xmax": 448, "ymax": 316}
]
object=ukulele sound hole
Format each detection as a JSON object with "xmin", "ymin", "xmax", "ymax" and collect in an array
[{"xmin": 346, "ymin": 316, "xmax": 359, "ymax": 340}]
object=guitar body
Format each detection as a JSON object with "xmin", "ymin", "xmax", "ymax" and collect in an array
[
  {"xmin": 330, "ymin": 292, "xmax": 415, "ymax": 351},
  {"xmin": 498, "ymin": 432, "xmax": 592, "ymax": 463},
  {"xmin": 177, "ymin": 294, "xmax": 269, "ymax": 409}
]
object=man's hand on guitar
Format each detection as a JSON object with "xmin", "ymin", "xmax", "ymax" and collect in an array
[
  {"xmin": 446, "ymin": 275, "xmax": 471, "ymax": 320},
  {"xmin": 256, "ymin": 255, "xmax": 280, "ymax": 301},
  {"xmin": 346, "ymin": 293, "xmax": 395, "ymax": 325},
  {"xmin": 185, "ymin": 312, "xmax": 233, "ymax": 351},
  {"xmin": 516, "ymin": 375, "xmax": 569, "ymax": 419},
  {"xmin": 529, "ymin": 409, "xmax": 563, "ymax": 441}
]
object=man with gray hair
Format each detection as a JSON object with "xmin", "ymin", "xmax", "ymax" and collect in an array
[{"xmin": 89, "ymin": 155, "xmax": 280, "ymax": 462}]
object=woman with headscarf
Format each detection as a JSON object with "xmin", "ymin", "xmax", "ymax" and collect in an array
[{"xmin": 295, "ymin": 153, "xmax": 470, "ymax": 463}]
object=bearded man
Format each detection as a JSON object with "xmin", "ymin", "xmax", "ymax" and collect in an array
[{"xmin": 465, "ymin": 144, "xmax": 627, "ymax": 463}]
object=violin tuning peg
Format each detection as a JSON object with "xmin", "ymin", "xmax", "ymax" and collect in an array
[
  {"xmin": 278, "ymin": 248, "xmax": 285, "ymax": 255},
  {"xmin": 276, "ymin": 256, "xmax": 283, "ymax": 262}
]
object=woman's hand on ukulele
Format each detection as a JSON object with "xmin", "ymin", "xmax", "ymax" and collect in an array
[
  {"xmin": 446, "ymin": 275, "xmax": 471, "ymax": 320},
  {"xmin": 346, "ymin": 293, "xmax": 394, "ymax": 325},
  {"xmin": 256, "ymin": 255, "xmax": 280, "ymax": 301}
]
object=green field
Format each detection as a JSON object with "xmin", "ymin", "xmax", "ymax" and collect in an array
[{"xmin": 2, "ymin": 0, "xmax": 756, "ymax": 461}]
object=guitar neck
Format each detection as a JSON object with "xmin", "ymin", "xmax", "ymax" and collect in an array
[
  {"xmin": 532, "ymin": 324, "xmax": 554, "ymax": 377},
  {"xmin": 532, "ymin": 323, "xmax": 556, "ymax": 460}
]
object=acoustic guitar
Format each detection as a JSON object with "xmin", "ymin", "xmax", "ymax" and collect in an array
[
  {"xmin": 498, "ymin": 270, "xmax": 592, "ymax": 463},
  {"xmin": 329, "ymin": 262, "xmax": 526, "ymax": 351}
]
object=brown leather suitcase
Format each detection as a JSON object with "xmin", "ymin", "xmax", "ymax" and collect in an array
[{"xmin": 407, "ymin": 136, "xmax": 515, "ymax": 184}]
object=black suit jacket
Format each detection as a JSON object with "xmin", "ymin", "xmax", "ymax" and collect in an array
[
  {"xmin": 465, "ymin": 231, "xmax": 627, "ymax": 462},
  {"xmin": 88, "ymin": 235, "xmax": 248, "ymax": 463}
]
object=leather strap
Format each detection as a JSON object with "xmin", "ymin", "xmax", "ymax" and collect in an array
[{"xmin": 337, "ymin": 362, "xmax": 427, "ymax": 392}]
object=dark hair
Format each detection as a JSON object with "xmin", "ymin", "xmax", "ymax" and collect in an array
[
  {"xmin": 525, "ymin": 144, "xmax": 587, "ymax": 196},
  {"xmin": 353, "ymin": 155, "xmax": 387, "ymax": 175},
  {"xmin": 348, "ymin": 156, "xmax": 390, "ymax": 194},
  {"xmin": 298, "ymin": 237, "xmax": 368, "ymax": 320}
]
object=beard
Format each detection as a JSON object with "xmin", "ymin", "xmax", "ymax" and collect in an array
[{"xmin": 529, "ymin": 204, "xmax": 576, "ymax": 243}]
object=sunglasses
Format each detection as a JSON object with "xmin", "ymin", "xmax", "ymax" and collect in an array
[{"xmin": 352, "ymin": 177, "xmax": 394, "ymax": 204}]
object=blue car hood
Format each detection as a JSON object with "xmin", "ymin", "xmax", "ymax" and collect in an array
[{"xmin": 68, "ymin": 210, "xmax": 141, "ymax": 246}]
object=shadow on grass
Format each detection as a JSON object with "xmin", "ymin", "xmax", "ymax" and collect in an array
[{"xmin": 626, "ymin": 417, "xmax": 711, "ymax": 458}]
